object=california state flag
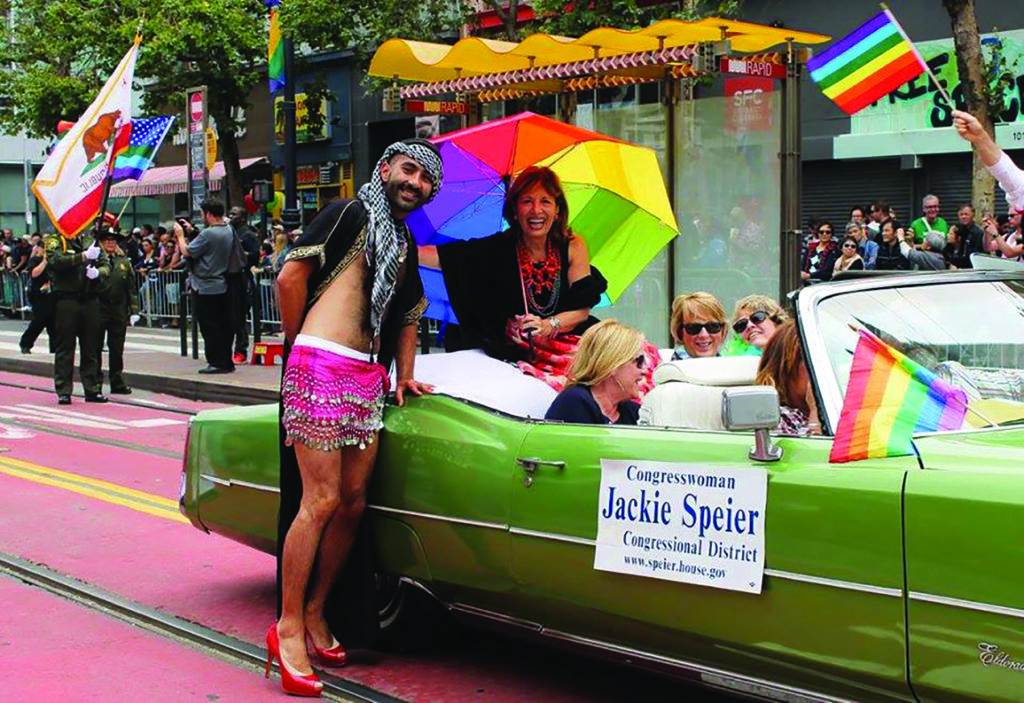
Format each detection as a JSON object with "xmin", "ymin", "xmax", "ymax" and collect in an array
[{"xmin": 33, "ymin": 38, "xmax": 139, "ymax": 238}]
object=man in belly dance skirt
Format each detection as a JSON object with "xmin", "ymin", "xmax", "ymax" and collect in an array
[{"xmin": 267, "ymin": 139, "xmax": 442, "ymax": 696}]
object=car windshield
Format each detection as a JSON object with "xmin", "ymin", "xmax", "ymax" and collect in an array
[{"xmin": 815, "ymin": 279, "xmax": 1024, "ymax": 429}]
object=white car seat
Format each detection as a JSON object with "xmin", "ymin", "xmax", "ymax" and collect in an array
[{"xmin": 640, "ymin": 356, "xmax": 761, "ymax": 430}]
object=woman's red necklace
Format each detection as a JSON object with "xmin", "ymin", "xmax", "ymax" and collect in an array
[{"xmin": 517, "ymin": 238, "xmax": 561, "ymax": 316}]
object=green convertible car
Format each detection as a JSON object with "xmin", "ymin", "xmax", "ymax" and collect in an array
[{"xmin": 180, "ymin": 270, "xmax": 1024, "ymax": 703}]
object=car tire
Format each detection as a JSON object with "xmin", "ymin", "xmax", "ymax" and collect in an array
[{"xmin": 375, "ymin": 573, "xmax": 448, "ymax": 652}]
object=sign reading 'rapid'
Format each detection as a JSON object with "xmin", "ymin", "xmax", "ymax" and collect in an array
[{"xmin": 594, "ymin": 460, "xmax": 767, "ymax": 594}]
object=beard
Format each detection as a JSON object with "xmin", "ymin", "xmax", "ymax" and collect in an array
[{"xmin": 385, "ymin": 177, "xmax": 426, "ymax": 213}]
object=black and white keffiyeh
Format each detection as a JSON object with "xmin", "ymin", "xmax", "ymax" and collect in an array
[{"xmin": 359, "ymin": 140, "xmax": 443, "ymax": 339}]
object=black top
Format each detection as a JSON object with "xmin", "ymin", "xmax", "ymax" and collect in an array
[
  {"xmin": 875, "ymin": 240, "xmax": 910, "ymax": 271},
  {"xmin": 545, "ymin": 385, "xmax": 640, "ymax": 425},
  {"xmin": 437, "ymin": 230, "xmax": 607, "ymax": 360},
  {"xmin": 26, "ymin": 255, "xmax": 48, "ymax": 295}
]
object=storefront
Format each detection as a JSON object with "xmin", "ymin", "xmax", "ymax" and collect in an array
[{"xmin": 368, "ymin": 19, "xmax": 826, "ymax": 346}]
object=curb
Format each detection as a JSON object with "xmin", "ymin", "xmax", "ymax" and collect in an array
[{"xmin": 0, "ymin": 356, "xmax": 278, "ymax": 406}]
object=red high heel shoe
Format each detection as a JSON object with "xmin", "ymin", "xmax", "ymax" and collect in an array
[
  {"xmin": 265, "ymin": 623, "xmax": 323, "ymax": 697},
  {"xmin": 306, "ymin": 630, "xmax": 347, "ymax": 666}
]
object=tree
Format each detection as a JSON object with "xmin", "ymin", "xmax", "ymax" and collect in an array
[
  {"xmin": 943, "ymin": 0, "xmax": 996, "ymax": 216},
  {"xmin": 0, "ymin": 0, "xmax": 265, "ymax": 207},
  {"xmin": 279, "ymin": 0, "xmax": 468, "ymax": 60},
  {"xmin": 532, "ymin": 0, "xmax": 740, "ymax": 38}
]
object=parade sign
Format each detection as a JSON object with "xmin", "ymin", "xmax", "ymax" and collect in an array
[
  {"xmin": 594, "ymin": 460, "xmax": 767, "ymax": 594},
  {"xmin": 185, "ymin": 86, "xmax": 208, "ymax": 221}
]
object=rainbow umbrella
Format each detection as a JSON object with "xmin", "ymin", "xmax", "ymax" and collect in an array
[{"xmin": 407, "ymin": 111, "xmax": 679, "ymax": 321}]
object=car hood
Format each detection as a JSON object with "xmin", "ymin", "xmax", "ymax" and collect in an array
[{"xmin": 913, "ymin": 426, "xmax": 1024, "ymax": 472}]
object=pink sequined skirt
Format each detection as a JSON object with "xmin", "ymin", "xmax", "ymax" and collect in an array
[{"xmin": 281, "ymin": 344, "xmax": 390, "ymax": 451}]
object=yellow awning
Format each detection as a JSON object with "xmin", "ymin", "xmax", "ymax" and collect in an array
[{"xmin": 369, "ymin": 17, "xmax": 830, "ymax": 84}]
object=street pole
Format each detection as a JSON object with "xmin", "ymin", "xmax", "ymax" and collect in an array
[
  {"xmin": 281, "ymin": 37, "xmax": 301, "ymax": 231},
  {"xmin": 779, "ymin": 40, "xmax": 803, "ymax": 304}
]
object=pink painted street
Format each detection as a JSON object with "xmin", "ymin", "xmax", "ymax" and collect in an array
[{"xmin": 0, "ymin": 370, "xmax": 723, "ymax": 702}]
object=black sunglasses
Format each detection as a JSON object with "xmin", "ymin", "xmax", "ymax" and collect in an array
[
  {"xmin": 818, "ymin": 229, "xmax": 832, "ymax": 235},
  {"xmin": 683, "ymin": 321, "xmax": 725, "ymax": 336},
  {"xmin": 732, "ymin": 310, "xmax": 770, "ymax": 334},
  {"xmin": 842, "ymin": 242, "xmax": 857, "ymax": 249}
]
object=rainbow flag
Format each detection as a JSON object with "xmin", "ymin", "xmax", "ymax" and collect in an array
[
  {"xmin": 267, "ymin": 0, "xmax": 285, "ymax": 94},
  {"xmin": 829, "ymin": 330, "xmax": 968, "ymax": 463},
  {"xmin": 807, "ymin": 9, "xmax": 927, "ymax": 116},
  {"xmin": 111, "ymin": 115, "xmax": 174, "ymax": 182}
]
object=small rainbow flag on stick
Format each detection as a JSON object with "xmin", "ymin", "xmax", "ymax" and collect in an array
[
  {"xmin": 807, "ymin": 7, "xmax": 929, "ymax": 115},
  {"xmin": 829, "ymin": 329, "xmax": 969, "ymax": 464},
  {"xmin": 267, "ymin": 0, "xmax": 285, "ymax": 94}
]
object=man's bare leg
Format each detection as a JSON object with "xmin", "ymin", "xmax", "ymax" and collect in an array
[
  {"xmin": 277, "ymin": 442, "xmax": 343, "ymax": 674},
  {"xmin": 304, "ymin": 435, "xmax": 379, "ymax": 648}
]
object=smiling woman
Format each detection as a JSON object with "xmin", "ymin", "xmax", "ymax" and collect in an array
[{"xmin": 418, "ymin": 167, "xmax": 610, "ymax": 390}]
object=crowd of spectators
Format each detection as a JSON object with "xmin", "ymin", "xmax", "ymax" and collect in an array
[{"xmin": 801, "ymin": 195, "xmax": 1023, "ymax": 283}]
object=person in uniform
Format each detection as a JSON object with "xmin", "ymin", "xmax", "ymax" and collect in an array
[
  {"xmin": 97, "ymin": 229, "xmax": 139, "ymax": 394},
  {"xmin": 46, "ymin": 227, "xmax": 109, "ymax": 404}
]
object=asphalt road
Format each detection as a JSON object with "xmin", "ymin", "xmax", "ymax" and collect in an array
[{"xmin": 0, "ymin": 370, "xmax": 738, "ymax": 702}]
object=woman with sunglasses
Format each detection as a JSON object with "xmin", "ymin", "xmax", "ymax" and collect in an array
[
  {"xmin": 669, "ymin": 291, "xmax": 727, "ymax": 360},
  {"xmin": 731, "ymin": 294, "xmax": 788, "ymax": 353},
  {"xmin": 800, "ymin": 221, "xmax": 840, "ymax": 283},
  {"xmin": 545, "ymin": 320, "xmax": 646, "ymax": 425},
  {"xmin": 833, "ymin": 234, "xmax": 865, "ymax": 276}
]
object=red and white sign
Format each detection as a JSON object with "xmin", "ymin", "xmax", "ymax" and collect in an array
[
  {"xmin": 189, "ymin": 93, "xmax": 204, "ymax": 123},
  {"xmin": 725, "ymin": 77, "xmax": 775, "ymax": 134},
  {"xmin": 720, "ymin": 57, "xmax": 786, "ymax": 80}
]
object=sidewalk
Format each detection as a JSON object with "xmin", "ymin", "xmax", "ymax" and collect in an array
[{"xmin": 0, "ymin": 319, "xmax": 280, "ymax": 405}]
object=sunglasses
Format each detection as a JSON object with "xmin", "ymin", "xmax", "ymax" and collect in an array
[
  {"xmin": 842, "ymin": 242, "xmax": 857, "ymax": 249},
  {"xmin": 818, "ymin": 229, "xmax": 832, "ymax": 235},
  {"xmin": 732, "ymin": 310, "xmax": 771, "ymax": 334},
  {"xmin": 683, "ymin": 321, "xmax": 725, "ymax": 336},
  {"xmin": 634, "ymin": 354, "xmax": 647, "ymax": 369}
]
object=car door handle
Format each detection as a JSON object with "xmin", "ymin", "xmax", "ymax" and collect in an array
[{"xmin": 515, "ymin": 457, "xmax": 566, "ymax": 473}]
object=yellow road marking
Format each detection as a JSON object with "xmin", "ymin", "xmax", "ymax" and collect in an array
[{"xmin": 0, "ymin": 455, "xmax": 187, "ymax": 524}]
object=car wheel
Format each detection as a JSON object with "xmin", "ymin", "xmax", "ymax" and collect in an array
[{"xmin": 375, "ymin": 573, "xmax": 447, "ymax": 652}]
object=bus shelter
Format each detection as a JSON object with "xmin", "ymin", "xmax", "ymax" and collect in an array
[{"xmin": 370, "ymin": 18, "xmax": 829, "ymax": 346}]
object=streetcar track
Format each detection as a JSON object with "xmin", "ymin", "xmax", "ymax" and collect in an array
[
  {"xmin": 0, "ymin": 552, "xmax": 402, "ymax": 703},
  {"xmin": 0, "ymin": 378, "xmax": 201, "ymax": 417},
  {"xmin": 0, "ymin": 415, "xmax": 183, "ymax": 459}
]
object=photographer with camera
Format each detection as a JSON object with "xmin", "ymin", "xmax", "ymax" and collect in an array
[
  {"xmin": 173, "ymin": 198, "xmax": 236, "ymax": 374},
  {"xmin": 19, "ymin": 235, "xmax": 54, "ymax": 354}
]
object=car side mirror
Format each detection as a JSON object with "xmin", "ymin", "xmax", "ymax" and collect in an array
[{"xmin": 721, "ymin": 386, "xmax": 783, "ymax": 462}]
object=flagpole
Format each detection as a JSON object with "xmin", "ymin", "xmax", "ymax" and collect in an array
[
  {"xmin": 91, "ymin": 132, "xmax": 122, "ymax": 237},
  {"xmin": 116, "ymin": 195, "xmax": 134, "ymax": 222},
  {"xmin": 880, "ymin": 3, "xmax": 953, "ymax": 106}
]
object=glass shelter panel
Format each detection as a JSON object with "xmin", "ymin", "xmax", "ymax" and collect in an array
[
  {"xmin": 673, "ymin": 83, "xmax": 782, "ymax": 323},
  {"xmin": 577, "ymin": 86, "xmax": 672, "ymax": 347}
]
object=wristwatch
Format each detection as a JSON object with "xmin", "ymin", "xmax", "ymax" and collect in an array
[{"xmin": 549, "ymin": 317, "xmax": 562, "ymax": 333}]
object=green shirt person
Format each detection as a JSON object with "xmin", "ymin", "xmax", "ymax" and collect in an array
[{"xmin": 909, "ymin": 194, "xmax": 949, "ymax": 245}]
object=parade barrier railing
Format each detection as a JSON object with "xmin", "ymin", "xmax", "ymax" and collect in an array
[
  {"xmin": 133, "ymin": 269, "xmax": 282, "ymax": 358},
  {"xmin": 0, "ymin": 270, "xmax": 31, "ymax": 320}
]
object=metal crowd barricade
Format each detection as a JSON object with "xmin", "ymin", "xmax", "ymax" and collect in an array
[
  {"xmin": 253, "ymin": 269, "xmax": 282, "ymax": 336},
  {"xmin": 132, "ymin": 268, "xmax": 282, "ymax": 357},
  {"xmin": 136, "ymin": 269, "xmax": 189, "ymax": 330},
  {"xmin": 0, "ymin": 270, "xmax": 30, "ymax": 319}
]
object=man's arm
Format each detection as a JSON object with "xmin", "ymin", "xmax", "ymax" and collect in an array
[
  {"xmin": 393, "ymin": 321, "xmax": 433, "ymax": 406},
  {"xmin": 30, "ymin": 256, "xmax": 47, "ymax": 278},
  {"xmin": 953, "ymin": 110, "xmax": 1002, "ymax": 167},
  {"xmin": 276, "ymin": 258, "xmax": 316, "ymax": 343}
]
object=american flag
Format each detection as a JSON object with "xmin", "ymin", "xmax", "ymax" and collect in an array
[{"xmin": 111, "ymin": 115, "xmax": 175, "ymax": 182}]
